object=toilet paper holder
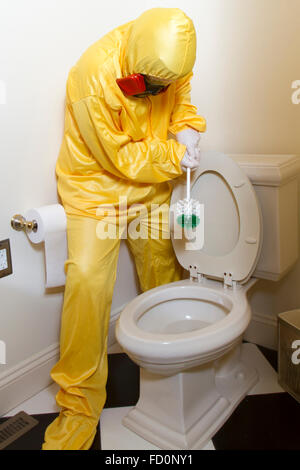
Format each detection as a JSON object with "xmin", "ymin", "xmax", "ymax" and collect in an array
[{"xmin": 11, "ymin": 214, "xmax": 38, "ymax": 233}]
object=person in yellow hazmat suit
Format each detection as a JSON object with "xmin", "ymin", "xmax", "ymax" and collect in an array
[{"xmin": 42, "ymin": 7, "xmax": 206, "ymax": 450}]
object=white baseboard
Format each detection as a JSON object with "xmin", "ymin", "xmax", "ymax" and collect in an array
[
  {"xmin": 244, "ymin": 311, "xmax": 278, "ymax": 350},
  {"xmin": 0, "ymin": 303, "xmax": 125, "ymax": 417},
  {"xmin": 0, "ymin": 343, "xmax": 59, "ymax": 417}
]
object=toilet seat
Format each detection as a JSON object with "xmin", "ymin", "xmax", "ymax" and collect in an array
[{"xmin": 171, "ymin": 152, "xmax": 262, "ymax": 285}]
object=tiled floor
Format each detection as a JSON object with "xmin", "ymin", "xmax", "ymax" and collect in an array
[{"xmin": 1, "ymin": 342, "xmax": 299, "ymax": 450}]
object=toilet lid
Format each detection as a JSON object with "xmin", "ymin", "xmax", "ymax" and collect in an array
[{"xmin": 170, "ymin": 152, "xmax": 262, "ymax": 284}]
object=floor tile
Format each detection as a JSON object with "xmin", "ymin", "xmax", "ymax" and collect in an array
[
  {"xmin": 241, "ymin": 343, "xmax": 284, "ymax": 395},
  {"xmin": 212, "ymin": 392, "xmax": 300, "ymax": 450},
  {"xmin": 257, "ymin": 344, "xmax": 278, "ymax": 371},
  {"xmin": 105, "ymin": 353, "xmax": 139, "ymax": 408},
  {"xmin": 100, "ymin": 406, "xmax": 160, "ymax": 450},
  {"xmin": 201, "ymin": 440, "xmax": 216, "ymax": 450}
]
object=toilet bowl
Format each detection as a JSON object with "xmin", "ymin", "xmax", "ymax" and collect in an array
[
  {"xmin": 117, "ymin": 278, "xmax": 255, "ymax": 376},
  {"xmin": 116, "ymin": 151, "xmax": 299, "ymax": 449}
]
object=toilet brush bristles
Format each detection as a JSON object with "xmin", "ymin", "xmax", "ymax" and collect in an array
[
  {"xmin": 176, "ymin": 199, "xmax": 201, "ymax": 228},
  {"xmin": 176, "ymin": 167, "xmax": 201, "ymax": 229}
]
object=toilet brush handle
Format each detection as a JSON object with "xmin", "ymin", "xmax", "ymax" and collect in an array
[{"xmin": 186, "ymin": 168, "xmax": 191, "ymax": 201}]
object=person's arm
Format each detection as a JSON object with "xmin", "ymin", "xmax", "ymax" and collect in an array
[
  {"xmin": 71, "ymin": 94, "xmax": 186, "ymax": 184},
  {"xmin": 168, "ymin": 72, "xmax": 206, "ymax": 135}
]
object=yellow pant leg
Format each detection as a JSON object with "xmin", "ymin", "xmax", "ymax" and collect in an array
[
  {"xmin": 126, "ymin": 202, "xmax": 182, "ymax": 291},
  {"xmin": 42, "ymin": 215, "xmax": 121, "ymax": 450}
]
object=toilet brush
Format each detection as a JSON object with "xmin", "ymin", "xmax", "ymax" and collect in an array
[{"xmin": 176, "ymin": 167, "xmax": 201, "ymax": 229}]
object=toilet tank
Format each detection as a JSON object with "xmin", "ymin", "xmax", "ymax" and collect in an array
[{"xmin": 230, "ymin": 154, "xmax": 300, "ymax": 281}]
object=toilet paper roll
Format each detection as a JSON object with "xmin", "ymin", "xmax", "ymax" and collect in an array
[{"xmin": 25, "ymin": 204, "xmax": 68, "ymax": 288}]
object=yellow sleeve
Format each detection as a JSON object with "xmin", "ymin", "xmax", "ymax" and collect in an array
[
  {"xmin": 168, "ymin": 72, "xmax": 206, "ymax": 135},
  {"xmin": 71, "ymin": 95, "xmax": 185, "ymax": 184}
]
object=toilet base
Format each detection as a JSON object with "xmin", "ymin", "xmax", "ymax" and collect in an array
[{"xmin": 122, "ymin": 343, "xmax": 258, "ymax": 450}]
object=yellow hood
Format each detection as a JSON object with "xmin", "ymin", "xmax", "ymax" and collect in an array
[{"xmin": 124, "ymin": 8, "xmax": 197, "ymax": 81}]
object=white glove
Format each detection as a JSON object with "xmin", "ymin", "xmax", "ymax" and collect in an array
[
  {"xmin": 176, "ymin": 128, "xmax": 201, "ymax": 162},
  {"xmin": 180, "ymin": 151, "xmax": 200, "ymax": 171}
]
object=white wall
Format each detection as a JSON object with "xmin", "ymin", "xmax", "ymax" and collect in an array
[{"xmin": 0, "ymin": 0, "xmax": 299, "ymax": 409}]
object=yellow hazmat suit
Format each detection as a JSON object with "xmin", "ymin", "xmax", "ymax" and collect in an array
[{"xmin": 43, "ymin": 7, "xmax": 206, "ymax": 450}]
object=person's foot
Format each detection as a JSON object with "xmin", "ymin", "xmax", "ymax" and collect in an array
[{"xmin": 42, "ymin": 411, "xmax": 98, "ymax": 450}]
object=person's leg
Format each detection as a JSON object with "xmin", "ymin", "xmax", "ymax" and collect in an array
[
  {"xmin": 43, "ymin": 215, "xmax": 121, "ymax": 450},
  {"xmin": 126, "ymin": 202, "xmax": 182, "ymax": 291}
]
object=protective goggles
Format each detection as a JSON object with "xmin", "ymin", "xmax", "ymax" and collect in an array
[{"xmin": 116, "ymin": 74, "xmax": 170, "ymax": 97}]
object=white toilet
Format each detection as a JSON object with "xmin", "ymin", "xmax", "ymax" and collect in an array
[{"xmin": 116, "ymin": 151, "xmax": 299, "ymax": 450}]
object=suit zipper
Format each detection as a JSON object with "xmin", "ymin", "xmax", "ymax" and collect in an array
[{"xmin": 146, "ymin": 96, "xmax": 153, "ymax": 138}]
